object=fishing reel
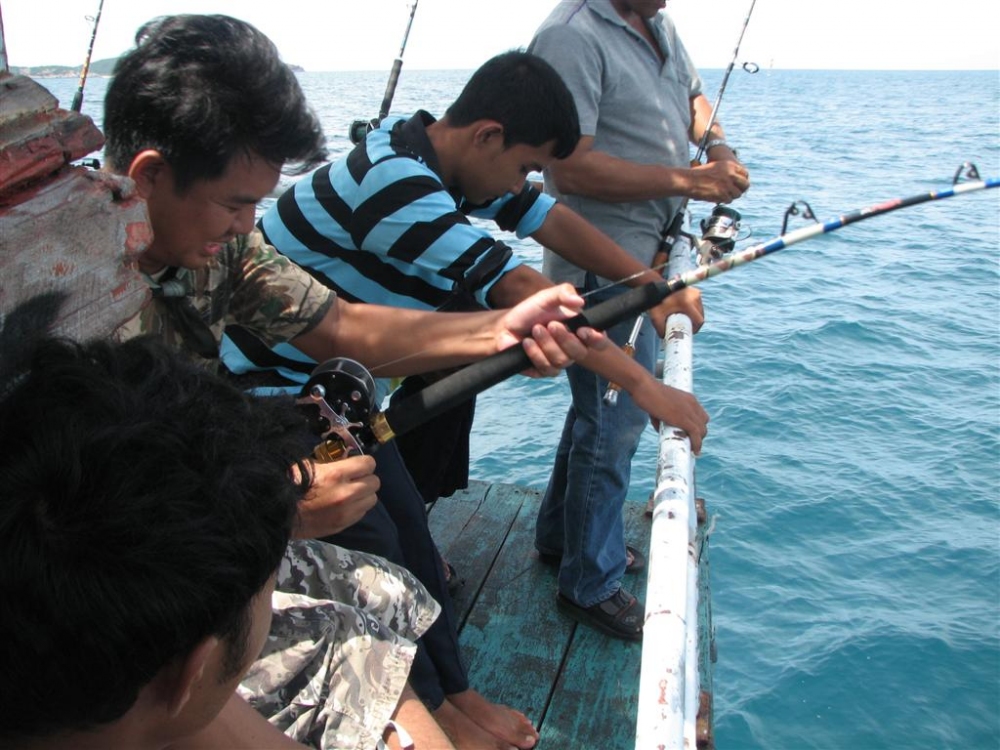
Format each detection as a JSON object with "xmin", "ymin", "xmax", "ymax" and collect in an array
[
  {"xmin": 696, "ymin": 205, "xmax": 743, "ymax": 264},
  {"xmin": 348, "ymin": 118, "xmax": 379, "ymax": 145},
  {"xmin": 295, "ymin": 357, "xmax": 380, "ymax": 461}
]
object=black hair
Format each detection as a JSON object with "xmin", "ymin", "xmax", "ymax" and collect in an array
[
  {"xmin": 445, "ymin": 50, "xmax": 581, "ymax": 159},
  {"xmin": 103, "ymin": 14, "xmax": 327, "ymax": 190},
  {"xmin": 0, "ymin": 335, "xmax": 309, "ymax": 741}
]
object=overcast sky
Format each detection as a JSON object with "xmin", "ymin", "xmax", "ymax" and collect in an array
[{"xmin": 3, "ymin": 0, "xmax": 999, "ymax": 72}]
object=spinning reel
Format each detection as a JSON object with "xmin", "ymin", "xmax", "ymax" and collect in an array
[
  {"xmin": 295, "ymin": 357, "xmax": 386, "ymax": 461},
  {"xmin": 696, "ymin": 205, "xmax": 743, "ymax": 264}
]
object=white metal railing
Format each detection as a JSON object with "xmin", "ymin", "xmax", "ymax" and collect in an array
[{"xmin": 635, "ymin": 229, "xmax": 702, "ymax": 749}]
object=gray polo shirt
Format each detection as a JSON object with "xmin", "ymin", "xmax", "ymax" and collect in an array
[{"xmin": 529, "ymin": 0, "xmax": 702, "ymax": 287}]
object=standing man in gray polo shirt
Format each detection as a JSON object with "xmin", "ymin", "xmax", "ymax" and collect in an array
[{"xmin": 529, "ymin": 0, "xmax": 750, "ymax": 640}]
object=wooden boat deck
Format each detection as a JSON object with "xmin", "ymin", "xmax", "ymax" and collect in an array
[{"xmin": 427, "ymin": 480, "xmax": 653, "ymax": 750}]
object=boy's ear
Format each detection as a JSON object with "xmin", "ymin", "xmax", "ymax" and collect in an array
[
  {"xmin": 471, "ymin": 120, "xmax": 505, "ymax": 149},
  {"xmin": 128, "ymin": 150, "xmax": 170, "ymax": 200},
  {"xmin": 164, "ymin": 635, "xmax": 221, "ymax": 718}
]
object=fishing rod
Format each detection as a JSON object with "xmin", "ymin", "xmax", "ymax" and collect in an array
[
  {"xmin": 70, "ymin": 0, "xmax": 105, "ymax": 113},
  {"xmin": 694, "ymin": 0, "xmax": 758, "ymax": 164},
  {"xmin": 602, "ymin": 203, "xmax": 743, "ymax": 406},
  {"xmin": 0, "ymin": 4, "xmax": 9, "ymax": 74},
  {"xmin": 349, "ymin": 0, "xmax": 419, "ymax": 144},
  {"xmin": 297, "ymin": 175, "xmax": 1000, "ymax": 459},
  {"xmin": 603, "ymin": 0, "xmax": 758, "ymax": 406}
]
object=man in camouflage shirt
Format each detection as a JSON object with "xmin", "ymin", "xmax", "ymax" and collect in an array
[
  {"xmin": 102, "ymin": 14, "xmax": 602, "ymax": 749},
  {"xmin": 245, "ymin": 540, "xmax": 445, "ymax": 749}
]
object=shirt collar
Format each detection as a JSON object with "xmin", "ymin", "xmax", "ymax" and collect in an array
[
  {"xmin": 587, "ymin": 0, "xmax": 672, "ymax": 60},
  {"xmin": 397, "ymin": 110, "xmax": 444, "ymax": 180}
]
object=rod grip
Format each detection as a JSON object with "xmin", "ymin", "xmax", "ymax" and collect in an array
[
  {"xmin": 378, "ymin": 59, "xmax": 404, "ymax": 120},
  {"xmin": 382, "ymin": 281, "xmax": 669, "ymax": 439}
]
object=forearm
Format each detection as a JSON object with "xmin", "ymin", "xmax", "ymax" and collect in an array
[
  {"xmin": 549, "ymin": 146, "xmax": 699, "ymax": 204},
  {"xmin": 577, "ymin": 341, "xmax": 650, "ymax": 395},
  {"xmin": 486, "ymin": 265, "xmax": 552, "ymax": 309},
  {"xmin": 291, "ymin": 286, "xmax": 594, "ymax": 379},
  {"xmin": 312, "ymin": 300, "xmax": 504, "ymax": 376},
  {"xmin": 689, "ymin": 94, "xmax": 726, "ymax": 147},
  {"xmin": 532, "ymin": 204, "xmax": 662, "ymax": 286},
  {"xmin": 579, "ymin": 343, "xmax": 710, "ymax": 453}
]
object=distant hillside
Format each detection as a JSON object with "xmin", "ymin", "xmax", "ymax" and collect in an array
[
  {"xmin": 13, "ymin": 57, "xmax": 304, "ymax": 77},
  {"xmin": 12, "ymin": 56, "xmax": 118, "ymax": 78}
]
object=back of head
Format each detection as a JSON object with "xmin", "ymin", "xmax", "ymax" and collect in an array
[
  {"xmin": 445, "ymin": 50, "xmax": 580, "ymax": 159},
  {"xmin": 0, "ymin": 335, "xmax": 307, "ymax": 742},
  {"xmin": 103, "ymin": 14, "xmax": 327, "ymax": 190}
]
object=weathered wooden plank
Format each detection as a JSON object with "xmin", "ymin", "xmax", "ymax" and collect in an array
[
  {"xmin": 0, "ymin": 75, "xmax": 104, "ymax": 197},
  {"xmin": 452, "ymin": 483, "xmax": 576, "ymax": 728},
  {"xmin": 0, "ymin": 74, "xmax": 147, "ymax": 350},
  {"xmin": 427, "ymin": 480, "xmax": 518, "ymax": 622},
  {"xmin": 0, "ymin": 73, "xmax": 58, "ymax": 126},
  {"xmin": 539, "ymin": 500, "xmax": 653, "ymax": 749},
  {"xmin": 429, "ymin": 484, "xmax": 656, "ymax": 746},
  {"xmin": 0, "ymin": 168, "xmax": 149, "ymax": 345}
]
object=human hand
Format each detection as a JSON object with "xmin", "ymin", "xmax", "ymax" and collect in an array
[
  {"xmin": 495, "ymin": 283, "xmax": 608, "ymax": 377},
  {"xmin": 689, "ymin": 160, "xmax": 750, "ymax": 204},
  {"xmin": 631, "ymin": 379, "xmax": 709, "ymax": 454},
  {"xmin": 291, "ymin": 455, "xmax": 379, "ymax": 539},
  {"xmin": 648, "ymin": 286, "xmax": 705, "ymax": 336}
]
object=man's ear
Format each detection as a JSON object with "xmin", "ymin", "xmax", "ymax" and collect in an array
[
  {"xmin": 471, "ymin": 121, "xmax": 505, "ymax": 150},
  {"xmin": 128, "ymin": 150, "xmax": 170, "ymax": 200},
  {"xmin": 164, "ymin": 635, "xmax": 221, "ymax": 718}
]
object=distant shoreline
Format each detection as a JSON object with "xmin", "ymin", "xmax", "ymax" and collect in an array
[
  {"xmin": 12, "ymin": 64, "xmax": 995, "ymax": 78},
  {"xmin": 11, "ymin": 58, "xmax": 305, "ymax": 78}
]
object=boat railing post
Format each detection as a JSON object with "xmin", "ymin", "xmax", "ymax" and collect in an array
[{"xmin": 635, "ymin": 223, "xmax": 702, "ymax": 750}]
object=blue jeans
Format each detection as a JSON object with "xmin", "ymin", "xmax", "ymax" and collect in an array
[{"xmin": 535, "ymin": 281, "xmax": 659, "ymax": 607}]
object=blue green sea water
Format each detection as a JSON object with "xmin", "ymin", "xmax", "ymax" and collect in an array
[{"xmin": 50, "ymin": 67, "xmax": 999, "ymax": 749}]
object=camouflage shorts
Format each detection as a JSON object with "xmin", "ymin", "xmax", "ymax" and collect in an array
[{"xmin": 238, "ymin": 539, "xmax": 441, "ymax": 750}]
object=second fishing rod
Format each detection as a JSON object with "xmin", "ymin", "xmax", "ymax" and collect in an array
[
  {"xmin": 297, "ymin": 175, "xmax": 1000, "ymax": 459},
  {"xmin": 349, "ymin": 0, "xmax": 420, "ymax": 144}
]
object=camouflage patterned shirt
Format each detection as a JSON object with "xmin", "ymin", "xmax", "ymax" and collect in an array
[
  {"xmin": 114, "ymin": 230, "xmax": 335, "ymax": 372},
  {"xmin": 242, "ymin": 540, "xmax": 441, "ymax": 749}
]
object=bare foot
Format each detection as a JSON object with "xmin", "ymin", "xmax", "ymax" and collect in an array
[
  {"xmin": 447, "ymin": 689, "xmax": 538, "ymax": 749},
  {"xmin": 433, "ymin": 699, "xmax": 513, "ymax": 749}
]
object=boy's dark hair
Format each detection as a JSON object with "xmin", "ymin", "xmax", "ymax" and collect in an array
[
  {"xmin": 103, "ymin": 14, "xmax": 327, "ymax": 191},
  {"xmin": 445, "ymin": 50, "xmax": 581, "ymax": 159},
  {"xmin": 0, "ymin": 336, "xmax": 309, "ymax": 741}
]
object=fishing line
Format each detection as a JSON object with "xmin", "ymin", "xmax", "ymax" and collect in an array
[{"xmin": 312, "ymin": 176, "xmax": 999, "ymax": 451}]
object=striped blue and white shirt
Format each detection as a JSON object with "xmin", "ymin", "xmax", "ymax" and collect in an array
[{"xmin": 221, "ymin": 110, "xmax": 556, "ymax": 385}]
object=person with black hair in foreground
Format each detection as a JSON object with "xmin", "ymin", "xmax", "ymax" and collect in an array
[
  {"xmin": 101, "ymin": 14, "xmax": 602, "ymax": 749},
  {"xmin": 0, "ymin": 335, "xmax": 453, "ymax": 749}
]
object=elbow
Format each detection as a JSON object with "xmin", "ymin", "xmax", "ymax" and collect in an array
[{"xmin": 548, "ymin": 165, "xmax": 586, "ymax": 197}]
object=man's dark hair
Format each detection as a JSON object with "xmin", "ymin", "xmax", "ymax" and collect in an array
[
  {"xmin": 0, "ymin": 336, "xmax": 309, "ymax": 741},
  {"xmin": 445, "ymin": 50, "xmax": 581, "ymax": 159},
  {"xmin": 103, "ymin": 14, "xmax": 327, "ymax": 190}
]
